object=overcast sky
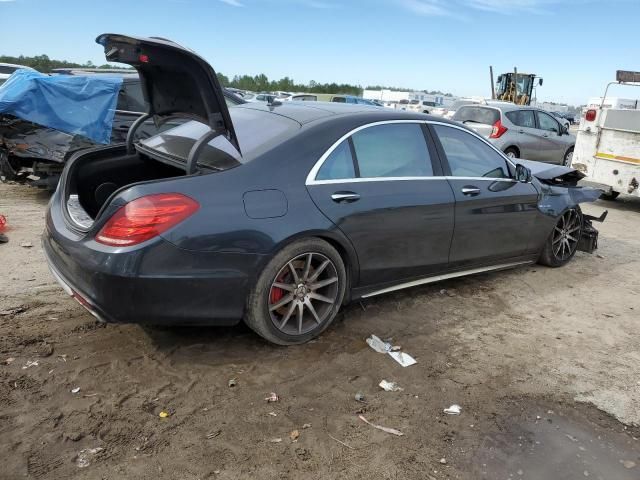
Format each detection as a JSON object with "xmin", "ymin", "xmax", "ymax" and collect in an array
[{"xmin": 1, "ymin": 0, "xmax": 639, "ymax": 105}]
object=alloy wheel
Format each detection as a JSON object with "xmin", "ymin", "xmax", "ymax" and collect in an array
[
  {"xmin": 552, "ymin": 209, "xmax": 581, "ymax": 261},
  {"xmin": 563, "ymin": 150, "xmax": 573, "ymax": 166},
  {"xmin": 268, "ymin": 252, "xmax": 340, "ymax": 336}
]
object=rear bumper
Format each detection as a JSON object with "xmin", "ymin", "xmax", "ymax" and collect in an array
[{"xmin": 43, "ymin": 207, "xmax": 266, "ymax": 326}]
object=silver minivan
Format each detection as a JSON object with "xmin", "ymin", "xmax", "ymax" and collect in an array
[{"xmin": 452, "ymin": 103, "xmax": 575, "ymax": 165}]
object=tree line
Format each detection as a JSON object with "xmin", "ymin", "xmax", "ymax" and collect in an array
[{"xmin": 1, "ymin": 54, "xmax": 453, "ymax": 97}]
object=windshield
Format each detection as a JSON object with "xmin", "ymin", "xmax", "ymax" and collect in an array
[
  {"xmin": 138, "ymin": 106, "xmax": 300, "ymax": 170},
  {"xmin": 452, "ymin": 106, "xmax": 500, "ymax": 124}
]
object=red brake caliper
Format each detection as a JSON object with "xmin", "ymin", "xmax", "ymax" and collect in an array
[{"xmin": 269, "ymin": 273, "xmax": 286, "ymax": 305}]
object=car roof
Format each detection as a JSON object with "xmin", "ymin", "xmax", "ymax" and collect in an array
[{"xmin": 235, "ymin": 100, "xmax": 457, "ymax": 126}]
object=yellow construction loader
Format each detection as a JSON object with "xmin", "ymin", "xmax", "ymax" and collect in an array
[{"xmin": 490, "ymin": 66, "xmax": 543, "ymax": 106}]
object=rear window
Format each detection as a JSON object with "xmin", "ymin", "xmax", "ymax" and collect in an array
[
  {"xmin": 138, "ymin": 107, "xmax": 299, "ymax": 170},
  {"xmin": 505, "ymin": 110, "xmax": 535, "ymax": 128},
  {"xmin": 0, "ymin": 66, "xmax": 19, "ymax": 75},
  {"xmin": 452, "ymin": 106, "xmax": 500, "ymax": 125}
]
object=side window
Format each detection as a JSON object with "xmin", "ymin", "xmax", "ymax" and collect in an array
[
  {"xmin": 332, "ymin": 97, "xmax": 346, "ymax": 103},
  {"xmin": 433, "ymin": 125, "xmax": 510, "ymax": 179},
  {"xmin": 537, "ymin": 112, "xmax": 559, "ymax": 132},
  {"xmin": 316, "ymin": 140, "xmax": 355, "ymax": 180},
  {"xmin": 351, "ymin": 124, "xmax": 433, "ymax": 178},
  {"xmin": 121, "ymin": 82, "xmax": 147, "ymax": 112},
  {"xmin": 505, "ymin": 110, "xmax": 535, "ymax": 128}
]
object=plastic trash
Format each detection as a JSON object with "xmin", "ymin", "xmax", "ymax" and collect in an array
[
  {"xmin": 228, "ymin": 378, "xmax": 237, "ymax": 388},
  {"xmin": 159, "ymin": 410, "xmax": 171, "ymax": 418},
  {"xmin": 367, "ymin": 334, "xmax": 417, "ymax": 367},
  {"xmin": 354, "ymin": 392, "xmax": 366, "ymax": 402},
  {"xmin": 264, "ymin": 392, "xmax": 279, "ymax": 402},
  {"xmin": 444, "ymin": 404, "xmax": 462, "ymax": 415},
  {"xmin": 366, "ymin": 334, "xmax": 392, "ymax": 353},
  {"xmin": 269, "ymin": 438, "xmax": 282, "ymax": 443},
  {"xmin": 71, "ymin": 387, "xmax": 80, "ymax": 394},
  {"xmin": 290, "ymin": 429, "xmax": 300, "ymax": 441},
  {"xmin": 388, "ymin": 351, "xmax": 417, "ymax": 367},
  {"xmin": 379, "ymin": 380, "xmax": 404, "ymax": 392},
  {"xmin": 358, "ymin": 415, "xmax": 404, "ymax": 436},
  {"xmin": 20, "ymin": 242, "xmax": 33, "ymax": 248},
  {"xmin": 22, "ymin": 360, "xmax": 38, "ymax": 369}
]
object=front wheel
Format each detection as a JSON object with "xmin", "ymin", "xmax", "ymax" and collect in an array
[
  {"xmin": 245, "ymin": 238, "xmax": 347, "ymax": 345},
  {"xmin": 504, "ymin": 147, "xmax": 519, "ymax": 159},
  {"xmin": 563, "ymin": 147, "xmax": 574, "ymax": 166},
  {"xmin": 538, "ymin": 208, "xmax": 582, "ymax": 267}
]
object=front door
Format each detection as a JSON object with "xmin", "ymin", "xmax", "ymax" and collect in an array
[
  {"xmin": 307, "ymin": 122, "xmax": 455, "ymax": 288},
  {"xmin": 533, "ymin": 111, "xmax": 565, "ymax": 164},
  {"xmin": 504, "ymin": 109, "xmax": 540, "ymax": 160},
  {"xmin": 430, "ymin": 123, "xmax": 541, "ymax": 268}
]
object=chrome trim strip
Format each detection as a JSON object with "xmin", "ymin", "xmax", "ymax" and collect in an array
[
  {"xmin": 310, "ymin": 175, "xmax": 517, "ymax": 186},
  {"xmin": 47, "ymin": 263, "xmax": 74, "ymax": 297},
  {"xmin": 305, "ymin": 119, "xmax": 518, "ymax": 186},
  {"xmin": 361, "ymin": 261, "xmax": 532, "ymax": 298}
]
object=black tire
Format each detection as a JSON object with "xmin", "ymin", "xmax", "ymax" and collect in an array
[
  {"xmin": 600, "ymin": 191, "xmax": 620, "ymax": 201},
  {"xmin": 563, "ymin": 147, "xmax": 574, "ymax": 166},
  {"xmin": 504, "ymin": 147, "xmax": 519, "ymax": 159},
  {"xmin": 538, "ymin": 207, "xmax": 582, "ymax": 267},
  {"xmin": 245, "ymin": 238, "xmax": 347, "ymax": 345},
  {"xmin": 0, "ymin": 150, "xmax": 18, "ymax": 181}
]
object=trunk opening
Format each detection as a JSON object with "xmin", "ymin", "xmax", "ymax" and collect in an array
[{"xmin": 65, "ymin": 146, "xmax": 185, "ymax": 228}]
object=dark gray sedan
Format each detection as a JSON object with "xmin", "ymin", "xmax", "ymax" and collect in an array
[{"xmin": 43, "ymin": 34, "xmax": 604, "ymax": 345}]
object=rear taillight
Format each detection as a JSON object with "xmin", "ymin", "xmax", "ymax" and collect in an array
[
  {"xmin": 96, "ymin": 193, "xmax": 199, "ymax": 247},
  {"xmin": 585, "ymin": 109, "xmax": 597, "ymax": 122},
  {"xmin": 490, "ymin": 119, "xmax": 508, "ymax": 138}
]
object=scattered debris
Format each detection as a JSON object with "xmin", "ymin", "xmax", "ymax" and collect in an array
[
  {"xmin": 440, "ymin": 458, "xmax": 447, "ymax": 464},
  {"xmin": 2, "ymin": 357, "xmax": 15, "ymax": 365},
  {"xmin": 159, "ymin": 410, "xmax": 171, "ymax": 418},
  {"xmin": 379, "ymin": 380, "xmax": 404, "ymax": 392},
  {"xmin": 603, "ymin": 313, "xmax": 614, "ymax": 318},
  {"xmin": 74, "ymin": 447, "xmax": 103, "ymax": 468},
  {"xmin": 71, "ymin": 387, "xmax": 80, "ymax": 394},
  {"xmin": 0, "ymin": 233, "xmax": 7, "ymax": 244},
  {"xmin": 22, "ymin": 360, "xmax": 39, "ymax": 369},
  {"xmin": 388, "ymin": 351, "xmax": 417, "ymax": 367},
  {"xmin": 83, "ymin": 393, "xmax": 98, "ymax": 398},
  {"xmin": 20, "ymin": 241, "xmax": 33, "ymax": 248},
  {"xmin": 0, "ymin": 306, "xmax": 26, "ymax": 316},
  {"xmin": 443, "ymin": 404, "xmax": 462, "ymax": 415},
  {"xmin": 295, "ymin": 447, "xmax": 310, "ymax": 461},
  {"xmin": 302, "ymin": 423, "xmax": 312, "ymax": 429},
  {"xmin": 596, "ymin": 254, "xmax": 605, "ymax": 259},
  {"xmin": 366, "ymin": 334, "xmax": 416, "ymax": 367},
  {"xmin": 328, "ymin": 432, "xmax": 355, "ymax": 450},
  {"xmin": 206, "ymin": 430, "xmax": 221, "ymax": 439},
  {"xmin": 65, "ymin": 432, "xmax": 83, "ymax": 442},
  {"xmin": 358, "ymin": 415, "xmax": 404, "ymax": 436},
  {"xmin": 264, "ymin": 392, "xmax": 279, "ymax": 402},
  {"xmin": 228, "ymin": 378, "xmax": 237, "ymax": 388},
  {"xmin": 267, "ymin": 412, "xmax": 277, "ymax": 417},
  {"xmin": 621, "ymin": 460, "xmax": 636, "ymax": 469},
  {"xmin": 290, "ymin": 429, "xmax": 300, "ymax": 441},
  {"xmin": 57, "ymin": 354, "xmax": 68, "ymax": 363},
  {"xmin": 366, "ymin": 334, "xmax": 391, "ymax": 353},
  {"xmin": 269, "ymin": 438, "xmax": 282, "ymax": 443},
  {"xmin": 354, "ymin": 392, "xmax": 366, "ymax": 402}
]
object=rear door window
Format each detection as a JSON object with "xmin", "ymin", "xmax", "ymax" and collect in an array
[
  {"xmin": 351, "ymin": 123, "xmax": 433, "ymax": 178},
  {"xmin": 316, "ymin": 140, "xmax": 356, "ymax": 180},
  {"xmin": 452, "ymin": 106, "xmax": 499, "ymax": 125},
  {"xmin": 433, "ymin": 125, "xmax": 511, "ymax": 178},
  {"xmin": 505, "ymin": 110, "xmax": 535, "ymax": 128},
  {"xmin": 332, "ymin": 97, "xmax": 346, "ymax": 103}
]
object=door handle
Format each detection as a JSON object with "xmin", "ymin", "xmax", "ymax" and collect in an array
[
  {"xmin": 461, "ymin": 186, "xmax": 481, "ymax": 196},
  {"xmin": 331, "ymin": 192, "xmax": 360, "ymax": 203},
  {"xmin": 542, "ymin": 133, "xmax": 549, "ymax": 137},
  {"xmin": 518, "ymin": 129, "xmax": 525, "ymax": 134}
]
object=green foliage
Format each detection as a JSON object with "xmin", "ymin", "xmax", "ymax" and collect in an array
[
  {"xmin": 0, "ymin": 54, "xmax": 133, "ymax": 73},
  {"xmin": 218, "ymin": 72, "xmax": 362, "ymax": 96}
]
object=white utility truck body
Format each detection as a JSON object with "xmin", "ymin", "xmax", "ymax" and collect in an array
[{"xmin": 572, "ymin": 71, "xmax": 640, "ymax": 198}]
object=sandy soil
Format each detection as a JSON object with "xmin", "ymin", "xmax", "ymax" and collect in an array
[{"xmin": 1, "ymin": 182, "xmax": 639, "ymax": 479}]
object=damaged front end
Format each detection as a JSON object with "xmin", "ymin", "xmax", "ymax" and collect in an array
[{"xmin": 517, "ymin": 159, "xmax": 607, "ymax": 254}]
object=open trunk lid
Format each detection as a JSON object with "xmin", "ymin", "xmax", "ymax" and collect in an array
[{"xmin": 95, "ymin": 33, "xmax": 239, "ymax": 153}]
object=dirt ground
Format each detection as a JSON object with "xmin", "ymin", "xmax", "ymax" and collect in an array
[{"xmin": 1, "ymin": 182, "xmax": 639, "ymax": 480}]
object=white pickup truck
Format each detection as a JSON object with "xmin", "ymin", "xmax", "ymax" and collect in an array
[{"xmin": 572, "ymin": 71, "xmax": 640, "ymax": 200}]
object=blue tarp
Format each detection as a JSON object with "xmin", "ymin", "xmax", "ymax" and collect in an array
[{"xmin": 0, "ymin": 70, "xmax": 123, "ymax": 144}]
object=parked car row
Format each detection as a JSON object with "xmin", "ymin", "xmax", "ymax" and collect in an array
[{"xmin": 41, "ymin": 34, "xmax": 605, "ymax": 345}]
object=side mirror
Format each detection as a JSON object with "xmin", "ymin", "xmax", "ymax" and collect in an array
[
  {"xmin": 515, "ymin": 164, "xmax": 532, "ymax": 183},
  {"xmin": 538, "ymin": 78, "xmax": 544, "ymax": 86},
  {"xmin": 561, "ymin": 124, "xmax": 569, "ymax": 135}
]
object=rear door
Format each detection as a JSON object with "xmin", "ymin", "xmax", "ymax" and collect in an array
[
  {"xmin": 306, "ymin": 121, "xmax": 455, "ymax": 288},
  {"xmin": 430, "ymin": 123, "xmax": 540, "ymax": 267},
  {"xmin": 504, "ymin": 109, "xmax": 540, "ymax": 160},
  {"xmin": 533, "ymin": 111, "xmax": 565, "ymax": 163}
]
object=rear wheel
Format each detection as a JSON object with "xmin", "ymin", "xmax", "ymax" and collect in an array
[
  {"xmin": 538, "ymin": 208, "xmax": 582, "ymax": 267},
  {"xmin": 600, "ymin": 191, "xmax": 620, "ymax": 201},
  {"xmin": 504, "ymin": 147, "xmax": 519, "ymax": 159},
  {"xmin": 0, "ymin": 150, "xmax": 18, "ymax": 181},
  {"xmin": 245, "ymin": 238, "xmax": 346, "ymax": 345}
]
